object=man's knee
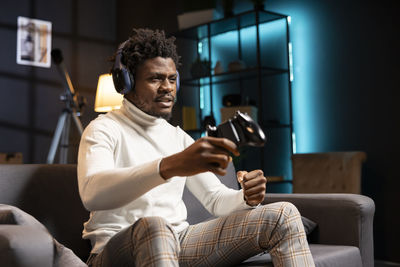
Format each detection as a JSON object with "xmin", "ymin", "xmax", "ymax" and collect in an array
[
  {"xmin": 271, "ymin": 202, "xmax": 303, "ymax": 234},
  {"xmin": 133, "ymin": 217, "xmax": 180, "ymax": 256},
  {"xmin": 133, "ymin": 216, "xmax": 179, "ymax": 243},
  {"xmin": 263, "ymin": 201, "xmax": 300, "ymax": 216},
  {"xmin": 261, "ymin": 201, "xmax": 302, "ymax": 228},
  {"xmin": 280, "ymin": 201, "xmax": 300, "ymax": 217},
  {"xmin": 135, "ymin": 216, "xmax": 172, "ymax": 233}
]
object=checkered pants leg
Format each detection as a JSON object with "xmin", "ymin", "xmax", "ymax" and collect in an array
[
  {"xmin": 178, "ymin": 201, "xmax": 315, "ymax": 267},
  {"xmin": 87, "ymin": 216, "xmax": 180, "ymax": 267}
]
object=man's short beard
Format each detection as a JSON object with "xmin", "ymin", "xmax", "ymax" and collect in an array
[
  {"xmin": 154, "ymin": 111, "xmax": 172, "ymax": 120},
  {"xmin": 130, "ymin": 97, "xmax": 173, "ymax": 120}
]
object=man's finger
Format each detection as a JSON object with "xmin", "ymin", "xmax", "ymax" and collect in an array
[
  {"xmin": 206, "ymin": 137, "xmax": 240, "ymax": 156},
  {"xmin": 246, "ymin": 192, "xmax": 265, "ymax": 201},
  {"xmin": 243, "ymin": 183, "xmax": 266, "ymax": 196},
  {"xmin": 243, "ymin": 170, "xmax": 264, "ymax": 182},
  {"xmin": 205, "ymin": 153, "xmax": 230, "ymax": 170},
  {"xmin": 242, "ymin": 176, "xmax": 267, "ymax": 189},
  {"xmin": 237, "ymin": 170, "xmax": 248, "ymax": 184}
]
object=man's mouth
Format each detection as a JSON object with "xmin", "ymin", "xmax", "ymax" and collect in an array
[
  {"xmin": 155, "ymin": 95, "xmax": 174, "ymax": 102},
  {"xmin": 155, "ymin": 95, "xmax": 175, "ymax": 108}
]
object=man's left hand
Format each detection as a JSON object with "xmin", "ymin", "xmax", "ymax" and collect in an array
[{"xmin": 237, "ymin": 170, "xmax": 267, "ymax": 206}]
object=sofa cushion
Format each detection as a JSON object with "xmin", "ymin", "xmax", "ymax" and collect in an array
[
  {"xmin": 0, "ymin": 204, "xmax": 86, "ymax": 267},
  {"xmin": 0, "ymin": 225, "xmax": 54, "ymax": 267},
  {"xmin": 237, "ymin": 244, "xmax": 362, "ymax": 267},
  {"xmin": 302, "ymin": 215, "xmax": 317, "ymax": 235},
  {"xmin": 0, "ymin": 204, "xmax": 47, "ymax": 229},
  {"xmin": 310, "ymin": 244, "xmax": 362, "ymax": 267}
]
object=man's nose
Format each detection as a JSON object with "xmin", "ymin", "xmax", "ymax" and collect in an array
[{"xmin": 159, "ymin": 78, "xmax": 174, "ymax": 92}]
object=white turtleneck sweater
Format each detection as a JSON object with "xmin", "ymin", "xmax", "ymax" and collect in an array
[{"xmin": 78, "ymin": 99, "xmax": 250, "ymax": 254}]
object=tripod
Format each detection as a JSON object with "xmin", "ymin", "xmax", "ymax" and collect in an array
[{"xmin": 47, "ymin": 49, "xmax": 84, "ymax": 164}]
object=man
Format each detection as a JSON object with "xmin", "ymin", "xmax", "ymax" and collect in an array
[{"xmin": 78, "ymin": 28, "xmax": 315, "ymax": 267}]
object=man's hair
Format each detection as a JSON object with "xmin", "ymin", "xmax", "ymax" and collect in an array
[{"xmin": 120, "ymin": 28, "xmax": 180, "ymax": 74}]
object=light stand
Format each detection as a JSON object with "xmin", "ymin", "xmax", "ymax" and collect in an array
[{"xmin": 47, "ymin": 49, "xmax": 85, "ymax": 164}]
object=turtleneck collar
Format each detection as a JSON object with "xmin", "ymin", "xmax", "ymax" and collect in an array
[{"xmin": 120, "ymin": 98, "xmax": 165, "ymax": 127}]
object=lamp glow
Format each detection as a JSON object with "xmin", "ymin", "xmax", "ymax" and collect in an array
[{"xmin": 94, "ymin": 74, "xmax": 123, "ymax": 112}]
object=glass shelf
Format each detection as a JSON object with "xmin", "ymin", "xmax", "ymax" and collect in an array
[
  {"xmin": 268, "ymin": 180, "xmax": 292, "ymax": 184},
  {"xmin": 184, "ymin": 122, "xmax": 290, "ymax": 135},
  {"xmin": 182, "ymin": 66, "xmax": 289, "ymax": 86},
  {"xmin": 262, "ymin": 123, "xmax": 291, "ymax": 129},
  {"xmin": 176, "ymin": 10, "xmax": 288, "ymax": 40}
]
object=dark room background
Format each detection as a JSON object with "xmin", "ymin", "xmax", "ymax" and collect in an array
[{"xmin": 1, "ymin": 0, "xmax": 399, "ymax": 265}]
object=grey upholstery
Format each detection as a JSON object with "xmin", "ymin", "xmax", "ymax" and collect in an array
[
  {"xmin": 262, "ymin": 194, "xmax": 373, "ymax": 267},
  {"xmin": 238, "ymin": 245, "xmax": 362, "ymax": 267},
  {"xmin": 0, "ymin": 225, "xmax": 54, "ymax": 267},
  {"xmin": 0, "ymin": 164, "xmax": 375, "ymax": 267},
  {"xmin": 0, "ymin": 164, "xmax": 91, "ymax": 263},
  {"xmin": 0, "ymin": 204, "xmax": 87, "ymax": 267}
]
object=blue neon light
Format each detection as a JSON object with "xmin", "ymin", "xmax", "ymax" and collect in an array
[
  {"xmin": 199, "ymin": 86, "xmax": 205, "ymax": 110},
  {"xmin": 292, "ymin": 132, "xmax": 297, "ymax": 154},
  {"xmin": 289, "ymin": 42, "xmax": 294, "ymax": 81},
  {"xmin": 198, "ymin": 42, "xmax": 203, "ymax": 54}
]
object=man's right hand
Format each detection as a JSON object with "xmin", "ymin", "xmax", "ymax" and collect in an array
[{"xmin": 159, "ymin": 136, "xmax": 240, "ymax": 179}]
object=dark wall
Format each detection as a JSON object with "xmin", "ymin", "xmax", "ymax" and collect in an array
[
  {"xmin": 262, "ymin": 0, "xmax": 400, "ymax": 263},
  {"xmin": 116, "ymin": 0, "xmax": 181, "ymax": 43},
  {"xmin": 0, "ymin": 0, "xmax": 117, "ymax": 163},
  {"xmin": 0, "ymin": 0, "xmax": 399, "ymax": 263}
]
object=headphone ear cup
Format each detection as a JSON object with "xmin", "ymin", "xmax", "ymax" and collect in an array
[
  {"xmin": 112, "ymin": 67, "xmax": 134, "ymax": 94},
  {"xmin": 112, "ymin": 41, "xmax": 134, "ymax": 94}
]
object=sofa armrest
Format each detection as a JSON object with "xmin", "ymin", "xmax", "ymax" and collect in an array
[
  {"xmin": 0, "ymin": 225, "xmax": 54, "ymax": 267},
  {"xmin": 262, "ymin": 193, "xmax": 374, "ymax": 267}
]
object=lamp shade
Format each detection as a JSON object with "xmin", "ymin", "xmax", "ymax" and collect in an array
[{"xmin": 94, "ymin": 74, "xmax": 123, "ymax": 112}]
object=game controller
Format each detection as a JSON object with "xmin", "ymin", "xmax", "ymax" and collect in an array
[{"xmin": 206, "ymin": 111, "xmax": 266, "ymax": 147}]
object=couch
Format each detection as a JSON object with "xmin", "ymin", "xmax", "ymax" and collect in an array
[{"xmin": 0, "ymin": 164, "xmax": 375, "ymax": 266}]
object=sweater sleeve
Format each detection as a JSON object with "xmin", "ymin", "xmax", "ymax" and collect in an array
[
  {"xmin": 185, "ymin": 172, "xmax": 251, "ymax": 217},
  {"xmin": 77, "ymin": 118, "xmax": 166, "ymax": 211},
  {"xmin": 180, "ymin": 130, "xmax": 251, "ymax": 216}
]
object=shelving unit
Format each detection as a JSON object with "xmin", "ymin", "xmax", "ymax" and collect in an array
[{"xmin": 175, "ymin": 9, "xmax": 293, "ymax": 192}]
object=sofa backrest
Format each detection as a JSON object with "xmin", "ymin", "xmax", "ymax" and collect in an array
[{"xmin": 0, "ymin": 164, "xmax": 91, "ymax": 261}]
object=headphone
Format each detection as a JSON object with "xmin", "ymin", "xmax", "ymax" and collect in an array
[{"xmin": 111, "ymin": 41, "xmax": 180, "ymax": 95}]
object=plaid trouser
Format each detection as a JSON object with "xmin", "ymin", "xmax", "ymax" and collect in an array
[{"xmin": 87, "ymin": 201, "xmax": 315, "ymax": 267}]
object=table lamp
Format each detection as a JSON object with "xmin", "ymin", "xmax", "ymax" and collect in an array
[{"xmin": 94, "ymin": 73, "xmax": 123, "ymax": 112}]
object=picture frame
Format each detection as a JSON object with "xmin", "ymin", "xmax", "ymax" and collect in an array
[{"xmin": 16, "ymin": 16, "xmax": 52, "ymax": 68}]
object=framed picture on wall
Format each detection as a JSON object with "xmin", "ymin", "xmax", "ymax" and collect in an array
[{"xmin": 16, "ymin": 16, "xmax": 52, "ymax": 68}]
